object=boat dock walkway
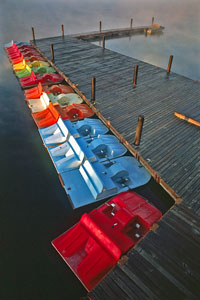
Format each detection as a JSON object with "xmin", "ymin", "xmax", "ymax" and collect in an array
[
  {"xmin": 31, "ymin": 28, "xmax": 200, "ymax": 299},
  {"xmin": 32, "ymin": 33, "xmax": 200, "ymax": 212}
]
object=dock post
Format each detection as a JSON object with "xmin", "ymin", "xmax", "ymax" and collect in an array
[
  {"xmin": 134, "ymin": 115, "xmax": 144, "ymax": 146},
  {"xmin": 99, "ymin": 21, "xmax": 102, "ymax": 32},
  {"xmin": 152, "ymin": 17, "xmax": 154, "ymax": 25},
  {"xmin": 50, "ymin": 44, "xmax": 54, "ymax": 61},
  {"xmin": 167, "ymin": 55, "xmax": 173, "ymax": 73},
  {"xmin": 130, "ymin": 18, "xmax": 133, "ymax": 29},
  {"xmin": 91, "ymin": 77, "xmax": 96, "ymax": 103},
  {"xmin": 32, "ymin": 27, "xmax": 35, "ymax": 43},
  {"xmin": 102, "ymin": 36, "xmax": 105, "ymax": 50},
  {"xmin": 61, "ymin": 24, "xmax": 64, "ymax": 38},
  {"xmin": 133, "ymin": 65, "xmax": 139, "ymax": 87}
]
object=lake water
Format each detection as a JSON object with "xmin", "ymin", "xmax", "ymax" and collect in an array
[{"xmin": 0, "ymin": 0, "xmax": 199, "ymax": 299}]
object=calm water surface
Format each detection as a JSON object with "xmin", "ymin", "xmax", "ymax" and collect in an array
[{"xmin": 0, "ymin": 1, "xmax": 199, "ymax": 299}]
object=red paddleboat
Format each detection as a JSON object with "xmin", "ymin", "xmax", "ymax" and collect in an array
[
  {"xmin": 24, "ymin": 83, "xmax": 44, "ymax": 99},
  {"xmin": 20, "ymin": 72, "xmax": 63, "ymax": 88},
  {"xmin": 52, "ymin": 192, "xmax": 162, "ymax": 291}
]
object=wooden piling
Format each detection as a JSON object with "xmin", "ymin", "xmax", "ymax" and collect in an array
[
  {"xmin": 61, "ymin": 24, "xmax": 64, "ymax": 38},
  {"xmin": 134, "ymin": 115, "xmax": 144, "ymax": 146},
  {"xmin": 99, "ymin": 21, "xmax": 102, "ymax": 32},
  {"xmin": 91, "ymin": 77, "xmax": 96, "ymax": 102},
  {"xmin": 102, "ymin": 36, "xmax": 105, "ymax": 50},
  {"xmin": 130, "ymin": 18, "xmax": 133, "ymax": 29},
  {"xmin": 50, "ymin": 44, "xmax": 54, "ymax": 61},
  {"xmin": 167, "ymin": 55, "xmax": 173, "ymax": 73},
  {"xmin": 32, "ymin": 27, "xmax": 35, "ymax": 42},
  {"xmin": 133, "ymin": 65, "xmax": 139, "ymax": 87},
  {"xmin": 152, "ymin": 17, "xmax": 154, "ymax": 25}
]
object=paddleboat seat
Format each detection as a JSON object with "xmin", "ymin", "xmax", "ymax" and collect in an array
[
  {"xmin": 8, "ymin": 50, "xmax": 21, "ymax": 60},
  {"xmin": 19, "ymin": 72, "xmax": 63, "ymax": 88},
  {"xmin": 31, "ymin": 66, "xmax": 56, "ymax": 75},
  {"xmin": 27, "ymin": 92, "xmax": 50, "ymax": 113},
  {"xmin": 6, "ymin": 44, "xmax": 18, "ymax": 54},
  {"xmin": 64, "ymin": 118, "xmax": 109, "ymax": 139},
  {"xmin": 15, "ymin": 65, "xmax": 32, "ymax": 78},
  {"xmin": 13, "ymin": 59, "xmax": 27, "ymax": 72},
  {"xmin": 55, "ymin": 104, "xmax": 94, "ymax": 121},
  {"xmin": 52, "ymin": 213, "xmax": 121, "ymax": 291},
  {"xmin": 48, "ymin": 133, "xmax": 97, "ymax": 172},
  {"xmin": 47, "ymin": 135, "xmax": 87, "ymax": 173},
  {"xmin": 11, "ymin": 53, "xmax": 24, "ymax": 65},
  {"xmin": 43, "ymin": 84, "xmax": 74, "ymax": 95},
  {"xmin": 24, "ymin": 83, "xmax": 44, "ymax": 99},
  {"xmin": 32, "ymin": 102, "xmax": 60, "ymax": 128},
  {"xmin": 60, "ymin": 156, "xmax": 151, "ymax": 208},
  {"xmin": 48, "ymin": 93, "xmax": 82, "ymax": 107},
  {"xmin": 77, "ymin": 134, "xmax": 127, "ymax": 162},
  {"xmin": 39, "ymin": 118, "xmax": 70, "ymax": 147}
]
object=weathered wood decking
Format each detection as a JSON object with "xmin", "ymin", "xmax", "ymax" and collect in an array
[{"xmin": 31, "ymin": 30, "xmax": 200, "ymax": 299}]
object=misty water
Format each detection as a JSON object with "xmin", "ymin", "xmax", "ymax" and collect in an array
[{"xmin": 0, "ymin": 0, "xmax": 199, "ymax": 299}]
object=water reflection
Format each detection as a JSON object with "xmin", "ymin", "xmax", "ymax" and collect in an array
[
  {"xmin": 0, "ymin": 0, "xmax": 200, "ymax": 299},
  {"xmin": 1, "ymin": 0, "xmax": 199, "ymax": 80}
]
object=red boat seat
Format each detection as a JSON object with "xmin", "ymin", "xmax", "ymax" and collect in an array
[
  {"xmin": 8, "ymin": 50, "xmax": 21, "ymax": 60},
  {"xmin": 19, "ymin": 72, "xmax": 37, "ymax": 87},
  {"xmin": 55, "ymin": 104, "xmax": 94, "ymax": 121},
  {"xmin": 24, "ymin": 83, "xmax": 44, "ymax": 99},
  {"xmin": 52, "ymin": 213, "xmax": 121, "ymax": 291},
  {"xmin": 11, "ymin": 54, "xmax": 24, "ymax": 65},
  {"xmin": 32, "ymin": 102, "xmax": 60, "ymax": 128}
]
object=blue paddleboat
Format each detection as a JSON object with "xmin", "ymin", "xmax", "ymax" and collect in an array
[{"xmin": 60, "ymin": 156, "xmax": 151, "ymax": 208}]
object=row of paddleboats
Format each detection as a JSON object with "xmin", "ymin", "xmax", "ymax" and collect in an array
[{"xmin": 4, "ymin": 40, "xmax": 162, "ymax": 291}]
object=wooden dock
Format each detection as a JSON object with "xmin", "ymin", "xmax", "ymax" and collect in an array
[{"xmin": 31, "ymin": 27, "xmax": 200, "ymax": 298}]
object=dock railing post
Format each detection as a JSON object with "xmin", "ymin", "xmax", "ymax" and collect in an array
[
  {"xmin": 130, "ymin": 18, "xmax": 133, "ymax": 29},
  {"xmin": 50, "ymin": 44, "xmax": 54, "ymax": 61},
  {"xmin": 102, "ymin": 36, "xmax": 105, "ymax": 51},
  {"xmin": 133, "ymin": 65, "xmax": 139, "ymax": 87},
  {"xmin": 91, "ymin": 77, "xmax": 96, "ymax": 103},
  {"xmin": 32, "ymin": 27, "xmax": 35, "ymax": 43},
  {"xmin": 99, "ymin": 21, "xmax": 102, "ymax": 32},
  {"xmin": 167, "ymin": 55, "xmax": 173, "ymax": 73},
  {"xmin": 61, "ymin": 24, "xmax": 64, "ymax": 39},
  {"xmin": 152, "ymin": 17, "xmax": 154, "ymax": 25},
  {"xmin": 134, "ymin": 115, "xmax": 144, "ymax": 146}
]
